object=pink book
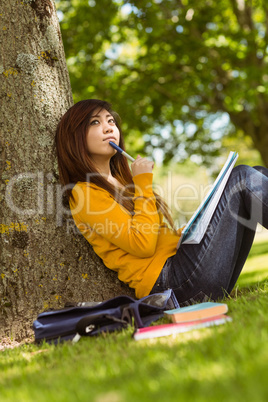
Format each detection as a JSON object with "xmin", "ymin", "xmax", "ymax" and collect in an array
[{"xmin": 133, "ymin": 315, "xmax": 232, "ymax": 341}]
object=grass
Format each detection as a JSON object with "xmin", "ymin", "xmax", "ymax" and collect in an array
[{"xmin": 0, "ymin": 233, "xmax": 267, "ymax": 402}]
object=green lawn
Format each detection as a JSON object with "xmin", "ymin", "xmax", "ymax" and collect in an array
[
  {"xmin": 236, "ymin": 230, "xmax": 268, "ymax": 289},
  {"xmin": 0, "ymin": 234, "xmax": 267, "ymax": 402}
]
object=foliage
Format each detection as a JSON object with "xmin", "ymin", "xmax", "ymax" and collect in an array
[
  {"xmin": 56, "ymin": 0, "xmax": 268, "ymax": 166},
  {"xmin": 0, "ymin": 236, "xmax": 267, "ymax": 401}
]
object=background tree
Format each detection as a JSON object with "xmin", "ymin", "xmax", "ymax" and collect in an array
[
  {"xmin": 0, "ymin": 0, "xmax": 132, "ymax": 340},
  {"xmin": 57, "ymin": 0, "xmax": 268, "ymax": 166}
]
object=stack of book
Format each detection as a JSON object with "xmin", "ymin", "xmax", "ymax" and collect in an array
[{"xmin": 133, "ymin": 302, "xmax": 232, "ymax": 341}]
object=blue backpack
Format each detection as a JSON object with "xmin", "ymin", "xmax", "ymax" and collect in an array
[{"xmin": 33, "ymin": 289, "xmax": 179, "ymax": 343}]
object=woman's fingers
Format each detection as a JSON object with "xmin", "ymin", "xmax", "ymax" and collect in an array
[{"xmin": 131, "ymin": 156, "xmax": 154, "ymax": 176}]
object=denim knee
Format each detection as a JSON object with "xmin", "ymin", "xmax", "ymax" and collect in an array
[{"xmin": 253, "ymin": 165, "xmax": 268, "ymax": 177}]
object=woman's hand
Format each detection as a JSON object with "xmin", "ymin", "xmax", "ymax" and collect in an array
[{"xmin": 131, "ymin": 155, "xmax": 154, "ymax": 176}]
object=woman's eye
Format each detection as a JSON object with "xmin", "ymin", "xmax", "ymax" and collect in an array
[
  {"xmin": 108, "ymin": 118, "xmax": 115, "ymax": 124},
  {"xmin": 90, "ymin": 119, "xmax": 99, "ymax": 125}
]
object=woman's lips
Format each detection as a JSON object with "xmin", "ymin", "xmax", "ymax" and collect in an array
[{"xmin": 104, "ymin": 137, "xmax": 117, "ymax": 142}]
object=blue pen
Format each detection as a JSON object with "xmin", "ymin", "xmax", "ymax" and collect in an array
[{"xmin": 109, "ymin": 141, "xmax": 135, "ymax": 162}]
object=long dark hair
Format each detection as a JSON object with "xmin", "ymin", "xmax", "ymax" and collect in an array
[{"xmin": 55, "ymin": 99, "xmax": 175, "ymax": 228}]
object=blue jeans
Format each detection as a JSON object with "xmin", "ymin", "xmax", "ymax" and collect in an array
[{"xmin": 150, "ymin": 165, "xmax": 268, "ymax": 305}]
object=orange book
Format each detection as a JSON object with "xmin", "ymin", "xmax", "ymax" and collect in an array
[{"xmin": 164, "ymin": 302, "xmax": 228, "ymax": 323}]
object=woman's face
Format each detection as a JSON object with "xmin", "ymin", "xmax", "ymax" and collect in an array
[{"xmin": 86, "ymin": 108, "xmax": 120, "ymax": 159}]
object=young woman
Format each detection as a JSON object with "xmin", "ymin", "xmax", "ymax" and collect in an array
[{"xmin": 55, "ymin": 99, "xmax": 268, "ymax": 305}]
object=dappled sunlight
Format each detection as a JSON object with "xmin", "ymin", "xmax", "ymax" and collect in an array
[
  {"xmin": 238, "ymin": 266, "xmax": 268, "ymax": 288},
  {"xmin": 238, "ymin": 233, "xmax": 268, "ymax": 288},
  {"xmin": 253, "ymin": 226, "xmax": 268, "ymax": 243},
  {"xmin": 187, "ymin": 361, "xmax": 236, "ymax": 383},
  {"xmin": 234, "ymin": 226, "xmax": 268, "ymax": 289}
]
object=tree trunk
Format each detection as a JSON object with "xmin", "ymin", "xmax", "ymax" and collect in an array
[
  {"xmin": 227, "ymin": 105, "xmax": 268, "ymax": 168},
  {"xmin": 0, "ymin": 0, "xmax": 133, "ymax": 341}
]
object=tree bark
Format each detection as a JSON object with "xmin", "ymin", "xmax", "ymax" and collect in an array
[{"xmin": 0, "ymin": 0, "xmax": 133, "ymax": 341}]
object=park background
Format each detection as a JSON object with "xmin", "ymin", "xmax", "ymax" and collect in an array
[
  {"xmin": 56, "ymin": 0, "xmax": 268, "ymax": 226},
  {"xmin": 56, "ymin": 0, "xmax": 268, "ymax": 230},
  {"xmin": 56, "ymin": 0, "xmax": 268, "ymax": 246}
]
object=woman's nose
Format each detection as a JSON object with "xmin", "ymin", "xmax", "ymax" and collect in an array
[{"xmin": 104, "ymin": 125, "xmax": 113, "ymax": 133}]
